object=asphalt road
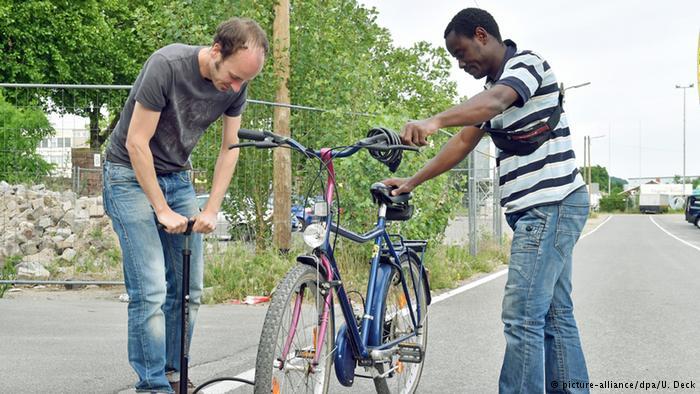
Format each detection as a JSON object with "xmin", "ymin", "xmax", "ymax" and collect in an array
[{"xmin": 1, "ymin": 214, "xmax": 699, "ymax": 393}]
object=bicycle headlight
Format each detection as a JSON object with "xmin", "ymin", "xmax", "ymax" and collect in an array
[{"xmin": 303, "ymin": 223, "xmax": 327, "ymax": 248}]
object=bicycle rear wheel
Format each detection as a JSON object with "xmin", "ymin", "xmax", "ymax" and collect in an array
[
  {"xmin": 373, "ymin": 253, "xmax": 428, "ymax": 394},
  {"xmin": 254, "ymin": 263, "xmax": 334, "ymax": 394}
]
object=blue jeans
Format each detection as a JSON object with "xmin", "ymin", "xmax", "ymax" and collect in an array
[
  {"xmin": 499, "ymin": 186, "xmax": 590, "ymax": 394},
  {"xmin": 103, "ymin": 161, "xmax": 203, "ymax": 393}
]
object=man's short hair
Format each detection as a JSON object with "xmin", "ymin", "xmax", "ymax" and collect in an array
[
  {"xmin": 214, "ymin": 17, "xmax": 269, "ymax": 58},
  {"xmin": 444, "ymin": 8, "xmax": 502, "ymax": 43}
]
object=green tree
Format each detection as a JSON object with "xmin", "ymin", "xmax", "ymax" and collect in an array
[
  {"xmin": 1, "ymin": 0, "xmax": 464, "ymax": 246},
  {"xmin": 579, "ymin": 165, "xmax": 627, "ymax": 194},
  {"xmin": 183, "ymin": 1, "xmax": 462, "ymax": 245},
  {"xmin": 0, "ymin": 92, "xmax": 54, "ymax": 183},
  {"xmin": 609, "ymin": 176, "xmax": 627, "ymax": 194},
  {"xmin": 0, "ymin": 0, "xmax": 162, "ymax": 148}
]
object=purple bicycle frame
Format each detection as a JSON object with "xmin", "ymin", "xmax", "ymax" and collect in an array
[{"xmin": 278, "ymin": 149, "xmax": 336, "ymax": 369}]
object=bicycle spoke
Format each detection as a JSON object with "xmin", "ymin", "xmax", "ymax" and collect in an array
[{"xmin": 264, "ymin": 271, "xmax": 334, "ymax": 394}]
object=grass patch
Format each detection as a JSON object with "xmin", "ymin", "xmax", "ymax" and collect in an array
[
  {"xmin": 203, "ymin": 241, "xmax": 297, "ymax": 303},
  {"xmin": 0, "ymin": 256, "xmax": 20, "ymax": 298},
  {"xmin": 47, "ymin": 244, "xmax": 124, "ymax": 281},
  {"xmin": 201, "ymin": 235, "xmax": 510, "ymax": 304},
  {"xmin": 425, "ymin": 238, "xmax": 509, "ymax": 290}
]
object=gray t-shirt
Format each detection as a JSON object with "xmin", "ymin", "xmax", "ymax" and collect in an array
[{"xmin": 106, "ymin": 44, "xmax": 248, "ymax": 173}]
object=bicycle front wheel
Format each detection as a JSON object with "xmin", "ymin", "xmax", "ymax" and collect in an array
[
  {"xmin": 254, "ymin": 263, "xmax": 334, "ymax": 394},
  {"xmin": 373, "ymin": 253, "xmax": 428, "ymax": 394}
]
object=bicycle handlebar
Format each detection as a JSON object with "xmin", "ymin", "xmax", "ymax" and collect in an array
[
  {"xmin": 231, "ymin": 128, "xmax": 418, "ymax": 154},
  {"xmin": 237, "ymin": 128, "xmax": 267, "ymax": 141}
]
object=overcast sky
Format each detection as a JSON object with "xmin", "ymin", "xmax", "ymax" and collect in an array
[{"xmin": 360, "ymin": 0, "xmax": 699, "ymax": 181}]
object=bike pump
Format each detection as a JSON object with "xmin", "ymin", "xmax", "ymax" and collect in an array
[{"xmin": 180, "ymin": 219, "xmax": 194, "ymax": 394}]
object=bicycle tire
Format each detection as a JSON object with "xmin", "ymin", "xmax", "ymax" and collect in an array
[
  {"xmin": 373, "ymin": 253, "xmax": 428, "ymax": 394},
  {"xmin": 254, "ymin": 263, "xmax": 335, "ymax": 394}
]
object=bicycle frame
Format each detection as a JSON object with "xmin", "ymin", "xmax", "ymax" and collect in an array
[{"xmin": 279, "ymin": 145, "xmax": 430, "ymax": 387}]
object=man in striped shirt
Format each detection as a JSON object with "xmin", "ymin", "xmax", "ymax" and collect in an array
[{"xmin": 383, "ymin": 7, "xmax": 590, "ymax": 393}]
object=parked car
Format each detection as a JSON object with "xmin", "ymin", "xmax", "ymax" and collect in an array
[
  {"xmin": 195, "ymin": 194, "xmax": 313, "ymax": 240},
  {"xmin": 685, "ymin": 194, "xmax": 700, "ymax": 227},
  {"xmin": 291, "ymin": 200, "xmax": 313, "ymax": 231},
  {"xmin": 195, "ymin": 194, "xmax": 233, "ymax": 240}
]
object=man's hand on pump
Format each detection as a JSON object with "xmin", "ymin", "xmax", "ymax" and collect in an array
[
  {"xmin": 192, "ymin": 210, "xmax": 217, "ymax": 234},
  {"xmin": 156, "ymin": 208, "xmax": 190, "ymax": 234}
]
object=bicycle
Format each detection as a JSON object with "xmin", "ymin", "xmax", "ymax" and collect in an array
[{"xmin": 230, "ymin": 128, "xmax": 432, "ymax": 394}]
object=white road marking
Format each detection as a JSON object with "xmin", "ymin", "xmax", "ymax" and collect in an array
[{"xmin": 649, "ymin": 216, "xmax": 700, "ymax": 253}]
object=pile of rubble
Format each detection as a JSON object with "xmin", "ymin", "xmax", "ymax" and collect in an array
[{"xmin": 0, "ymin": 182, "xmax": 118, "ymax": 280}]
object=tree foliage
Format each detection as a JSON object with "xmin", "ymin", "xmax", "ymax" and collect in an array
[
  {"xmin": 599, "ymin": 194, "xmax": 627, "ymax": 212},
  {"xmin": 182, "ymin": 0, "xmax": 462, "ymax": 244},
  {"xmin": 579, "ymin": 165, "xmax": 627, "ymax": 194},
  {"xmin": 0, "ymin": 0, "xmax": 158, "ymax": 148},
  {"xmin": 1, "ymin": 0, "xmax": 463, "ymax": 245},
  {"xmin": 0, "ymin": 92, "xmax": 54, "ymax": 183}
]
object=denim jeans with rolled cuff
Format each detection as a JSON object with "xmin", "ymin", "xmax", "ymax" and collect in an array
[{"xmin": 103, "ymin": 161, "xmax": 203, "ymax": 393}]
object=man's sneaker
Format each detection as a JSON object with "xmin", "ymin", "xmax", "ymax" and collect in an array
[{"xmin": 170, "ymin": 379, "xmax": 195, "ymax": 394}]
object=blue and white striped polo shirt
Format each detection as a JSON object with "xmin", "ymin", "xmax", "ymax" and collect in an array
[{"xmin": 484, "ymin": 40, "xmax": 585, "ymax": 213}]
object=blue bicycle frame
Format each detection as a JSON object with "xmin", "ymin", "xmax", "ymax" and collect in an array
[
  {"xmin": 293, "ymin": 147, "xmax": 431, "ymax": 387},
  {"xmin": 235, "ymin": 130, "xmax": 431, "ymax": 387}
]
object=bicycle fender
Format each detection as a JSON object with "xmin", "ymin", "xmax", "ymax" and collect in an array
[
  {"xmin": 367, "ymin": 262, "xmax": 395, "ymax": 347},
  {"xmin": 334, "ymin": 323, "xmax": 356, "ymax": 386},
  {"xmin": 407, "ymin": 250, "xmax": 432, "ymax": 306},
  {"xmin": 296, "ymin": 255, "xmax": 328, "ymax": 278},
  {"xmin": 367, "ymin": 253, "xmax": 431, "ymax": 347}
]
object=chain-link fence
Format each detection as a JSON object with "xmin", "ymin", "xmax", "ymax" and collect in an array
[
  {"xmin": 446, "ymin": 138, "xmax": 505, "ymax": 254},
  {"xmin": 0, "ymin": 83, "xmax": 504, "ymax": 286}
]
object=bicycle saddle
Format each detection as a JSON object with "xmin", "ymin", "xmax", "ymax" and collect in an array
[{"xmin": 370, "ymin": 182, "xmax": 412, "ymax": 206}]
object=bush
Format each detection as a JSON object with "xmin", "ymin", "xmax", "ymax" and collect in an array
[
  {"xmin": 0, "ymin": 92, "xmax": 55, "ymax": 183},
  {"xmin": 600, "ymin": 194, "xmax": 627, "ymax": 212}
]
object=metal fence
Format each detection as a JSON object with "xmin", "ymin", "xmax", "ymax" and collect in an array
[{"xmin": 0, "ymin": 83, "xmax": 504, "ymax": 285}]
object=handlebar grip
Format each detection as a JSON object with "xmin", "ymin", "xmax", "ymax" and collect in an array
[
  {"xmin": 238, "ymin": 129, "xmax": 266, "ymax": 141},
  {"xmin": 156, "ymin": 218, "xmax": 195, "ymax": 235},
  {"xmin": 185, "ymin": 219, "xmax": 195, "ymax": 235}
]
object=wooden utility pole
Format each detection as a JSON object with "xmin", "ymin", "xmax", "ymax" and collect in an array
[
  {"xmin": 584, "ymin": 136, "xmax": 590, "ymax": 203},
  {"xmin": 587, "ymin": 137, "xmax": 592, "ymax": 190},
  {"xmin": 272, "ymin": 0, "xmax": 292, "ymax": 251}
]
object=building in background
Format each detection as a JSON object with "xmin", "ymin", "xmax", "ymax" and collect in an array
[
  {"xmin": 36, "ymin": 113, "xmax": 89, "ymax": 177},
  {"xmin": 626, "ymin": 176, "xmax": 700, "ymax": 189}
]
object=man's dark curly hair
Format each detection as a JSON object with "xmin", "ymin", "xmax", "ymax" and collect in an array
[{"xmin": 444, "ymin": 8, "xmax": 502, "ymax": 43}]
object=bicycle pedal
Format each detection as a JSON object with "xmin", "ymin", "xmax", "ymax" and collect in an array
[{"xmin": 397, "ymin": 342, "xmax": 423, "ymax": 363}]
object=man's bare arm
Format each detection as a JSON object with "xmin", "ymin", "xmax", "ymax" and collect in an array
[
  {"xmin": 402, "ymin": 84, "xmax": 519, "ymax": 146},
  {"xmin": 125, "ymin": 102, "xmax": 188, "ymax": 233},
  {"xmin": 384, "ymin": 126, "xmax": 486, "ymax": 194},
  {"xmin": 192, "ymin": 115, "xmax": 242, "ymax": 233}
]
